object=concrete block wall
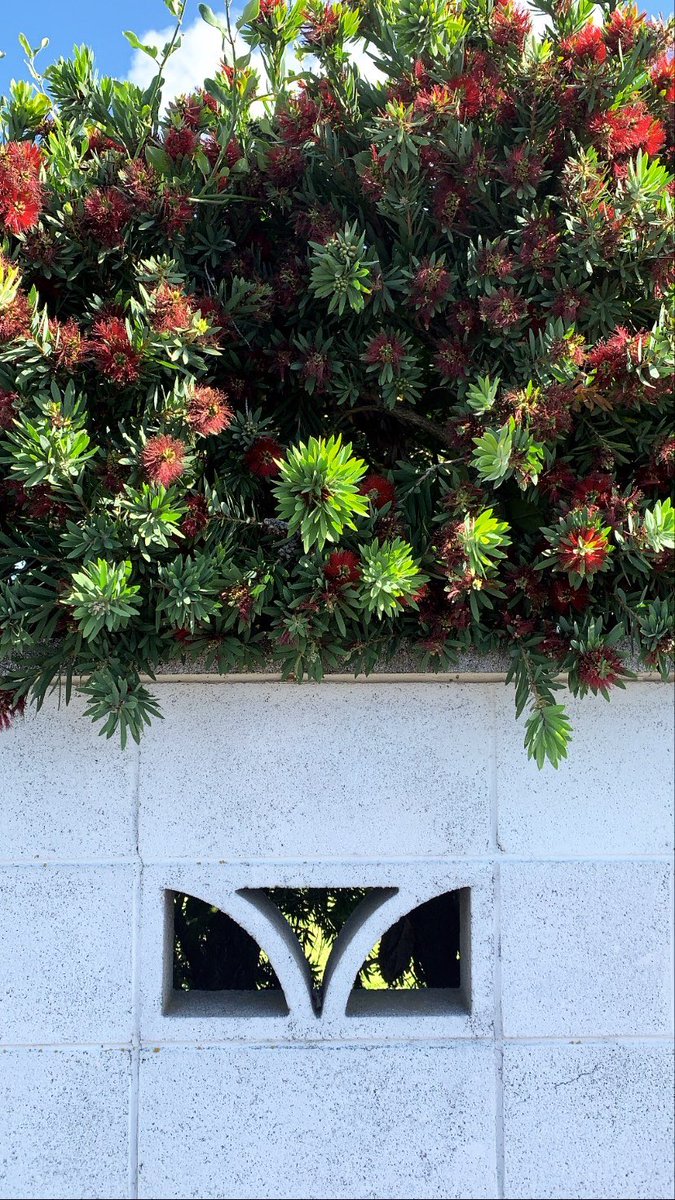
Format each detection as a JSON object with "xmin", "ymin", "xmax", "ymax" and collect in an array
[{"xmin": 0, "ymin": 679, "xmax": 673, "ymax": 1200}]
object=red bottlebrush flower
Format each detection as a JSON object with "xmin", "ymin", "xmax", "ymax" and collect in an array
[
  {"xmin": 500, "ymin": 145, "xmax": 545, "ymax": 192},
  {"xmin": 142, "ymin": 435, "xmax": 187, "ymax": 487},
  {"xmin": 449, "ymin": 299, "xmax": 479, "ymax": 338},
  {"xmin": 222, "ymin": 583, "xmax": 255, "ymax": 623},
  {"xmin": 292, "ymin": 204, "xmax": 339, "ymax": 244},
  {"xmin": 604, "ymin": 5, "xmax": 645, "ymax": 53},
  {"xmin": 360, "ymin": 145, "xmax": 387, "ymax": 200},
  {"xmin": 550, "ymin": 289, "xmax": 585, "ymax": 323},
  {"xmin": 301, "ymin": 3, "xmax": 340, "ymax": 48},
  {"xmin": 278, "ymin": 92, "xmax": 321, "ymax": 146},
  {"xmin": 359, "ymin": 473, "xmax": 397, "ymax": 510},
  {"xmin": 258, "ymin": 0, "xmax": 286, "ymax": 17},
  {"xmin": 120, "ymin": 160, "xmax": 159, "ymax": 210},
  {"xmin": 244, "ymin": 436, "xmax": 284, "ymax": 478},
  {"xmin": 0, "ymin": 289, "xmax": 31, "ymax": 343},
  {"xmin": 561, "ymin": 23, "xmax": 608, "ymax": 69},
  {"xmin": 589, "ymin": 102, "xmax": 666, "ymax": 162},
  {"xmin": 587, "ymin": 326, "xmax": 641, "ymax": 388},
  {"xmin": 273, "ymin": 259, "xmax": 305, "ymax": 309},
  {"xmin": 433, "ymin": 178, "xmax": 468, "ymax": 230},
  {"xmin": 519, "ymin": 218, "xmax": 560, "ymax": 275},
  {"xmin": 0, "ymin": 140, "xmax": 44, "ymax": 235},
  {"xmin": 479, "ymin": 287, "xmax": 527, "ymax": 330},
  {"xmin": 491, "ymin": 0, "xmax": 531, "ymax": 52},
  {"xmin": 187, "ymin": 385, "xmax": 233, "ymax": 437},
  {"xmin": 1, "ymin": 192, "xmax": 41, "ymax": 235},
  {"xmin": 0, "ymin": 690, "xmax": 26, "ymax": 733},
  {"xmin": 433, "ymin": 338, "xmax": 469, "ymax": 380},
  {"xmin": 164, "ymin": 125, "xmax": 199, "ymax": 160},
  {"xmin": 83, "ymin": 187, "xmax": 133, "ymax": 248},
  {"xmin": 181, "ymin": 493, "xmax": 210, "ymax": 538},
  {"xmin": 151, "ymin": 284, "xmax": 194, "ymax": 334},
  {"xmin": 324, "ymin": 549, "xmax": 361, "ymax": 586},
  {"xmin": 550, "ymin": 578, "xmax": 591, "ymax": 614},
  {"xmin": 50, "ymin": 318, "xmax": 86, "ymax": 373},
  {"xmin": 578, "ymin": 646, "xmax": 625, "ymax": 692},
  {"xmin": 572, "ymin": 472, "xmax": 615, "ymax": 508},
  {"xmin": 299, "ymin": 347, "xmax": 332, "ymax": 393},
  {"xmin": 650, "ymin": 53, "xmax": 675, "ymax": 105},
  {"xmin": 557, "ymin": 524, "xmax": 612, "ymax": 580},
  {"xmin": 0, "ymin": 388, "xmax": 18, "ymax": 430},
  {"xmin": 90, "ymin": 316, "xmax": 142, "ymax": 385},
  {"xmin": 476, "ymin": 239, "xmax": 515, "ymax": 280},
  {"xmin": 363, "ymin": 331, "xmax": 406, "ymax": 371},
  {"xmin": 266, "ymin": 145, "xmax": 305, "ymax": 186},
  {"xmin": 409, "ymin": 257, "xmax": 452, "ymax": 327},
  {"xmin": 162, "ymin": 191, "xmax": 195, "ymax": 238},
  {"xmin": 85, "ymin": 128, "xmax": 125, "ymax": 155}
]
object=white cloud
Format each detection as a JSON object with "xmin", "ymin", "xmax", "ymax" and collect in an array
[{"xmin": 126, "ymin": 18, "xmax": 225, "ymax": 102}]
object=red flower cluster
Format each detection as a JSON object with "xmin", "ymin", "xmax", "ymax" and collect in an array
[
  {"xmin": 187, "ymin": 386, "xmax": 233, "ymax": 437},
  {"xmin": 589, "ymin": 102, "xmax": 666, "ymax": 164},
  {"xmin": 90, "ymin": 316, "xmax": 142, "ymax": 385},
  {"xmin": 557, "ymin": 522, "xmax": 612, "ymax": 580},
  {"xmin": 244, "ymin": 436, "xmax": 283, "ymax": 478},
  {"xmin": 83, "ymin": 187, "xmax": 132, "ymax": 247},
  {"xmin": 491, "ymin": 0, "xmax": 531, "ymax": 53},
  {"xmin": 142, "ymin": 436, "xmax": 187, "ymax": 487},
  {"xmin": 363, "ymin": 332, "xmax": 407, "ymax": 371},
  {"xmin": 0, "ymin": 389, "xmax": 18, "ymax": 431},
  {"xmin": 578, "ymin": 646, "xmax": 625, "ymax": 692},
  {"xmin": 479, "ymin": 287, "xmax": 527, "ymax": 329},
  {"xmin": 181, "ymin": 493, "xmax": 210, "ymax": 538},
  {"xmin": 164, "ymin": 125, "xmax": 199, "ymax": 161},
  {"xmin": 359, "ymin": 474, "xmax": 397, "ymax": 510},
  {"xmin": 324, "ymin": 550, "xmax": 361, "ymax": 587},
  {"xmin": 409, "ymin": 258, "xmax": 452, "ymax": 327},
  {"xmin": 433, "ymin": 338, "xmax": 469, "ymax": 380},
  {"xmin": 0, "ymin": 141, "xmax": 43, "ymax": 235},
  {"xmin": 151, "ymin": 284, "xmax": 195, "ymax": 334},
  {"xmin": 50, "ymin": 318, "xmax": 86, "ymax": 373}
]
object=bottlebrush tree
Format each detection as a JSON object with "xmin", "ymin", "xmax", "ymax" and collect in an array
[{"xmin": 0, "ymin": 0, "xmax": 673, "ymax": 764}]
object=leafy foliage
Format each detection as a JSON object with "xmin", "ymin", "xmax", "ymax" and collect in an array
[{"xmin": 0, "ymin": 0, "xmax": 673, "ymax": 763}]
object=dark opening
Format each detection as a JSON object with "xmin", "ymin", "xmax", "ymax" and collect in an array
[
  {"xmin": 170, "ymin": 892, "xmax": 289, "ymax": 1015},
  {"xmin": 346, "ymin": 889, "xmax": 466, "ymax": 1016}
]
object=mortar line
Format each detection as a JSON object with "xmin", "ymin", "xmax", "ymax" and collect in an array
[
  {"xmin": 2, "ymin": 852, "xmax": 671, "ymax": 867},
  {"xmin": 128, "ymin": 739, "xmax": 142, "ymax": 1200},
  {"xmin": 1, "ymin": 1033, "xmax": 670, "ymax": 1050}
]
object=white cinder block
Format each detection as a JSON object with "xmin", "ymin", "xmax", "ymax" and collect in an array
[
  {"xmin": 0, "ymin": 691, "xmax": 137, "ymax": 861},
  {"xmin": 137, "ymin": 682, "xmax": 494, "ymax": 860},
  {"xmin": 495, "ymin": 683, "xmax": 674, "ymax": 856},
  {"xmin": 0, "ymin": 865, "xmax": 135, "ymax": 1044},
  {"xmin": 138, "ymin": 1042, "xmax": 497, "ymax": 1200},
  {"xmin": 0, "ymin": 1048, "xmax": 131, "ymax": 1199},
  {"xmin": 503, "ymin": 1043, "xmax": 675, "ymax": 1199},
  {"xmin": 500, "ymin": 861, "xmax": 673, "ymax": 1037},
  {"xmin": 138, "ymin": 860, "xmax": 494, "ymax": 1043}
]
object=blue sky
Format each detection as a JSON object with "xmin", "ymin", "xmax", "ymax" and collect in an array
[
  {"xmin": 0, "ymin": 0, "xmax": 208, "ymax": 90},
  {"xmin": 0, "ymin": 0, "xmax": 670, "ymax": 96}
]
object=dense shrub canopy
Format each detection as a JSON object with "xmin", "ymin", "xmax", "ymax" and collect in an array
[{"xmin": 0, "ymin": 0, "xmax": 673, "ymax": 763}]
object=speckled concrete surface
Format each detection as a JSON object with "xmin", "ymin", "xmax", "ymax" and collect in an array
[
  {"xmin": 0, "ymin": 690, "xmax": 137, "ymax": 862},
  {"xmin": 0, "ymin": 1048, "xmax": 131, "ymax": 1199},
  {"xmin": 137, "ymin": 682, "xmax": 495, "ymax": 861},
  {"xmin": 0, "ymin": 865, "xmax": 135, "ymax": 1044},
  {"xmin": 0, "ymin": 679, "xmax": 672, "ymax": 1200},
  {"xmin": 137, "ymin": 1042, "xmax": 497, "ymax": 1200},
  {"xmin": 495, "ymin": 683, "xmax": 674, "ymax": 856},
  {"xmin": 499, "ymin": 860, "xmax": 673, "ymax": 1038},
  {"xmin": 502, "ymin": 1043, "xmax": 675, "ymax": 1200}
]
